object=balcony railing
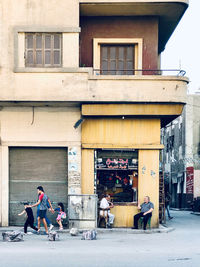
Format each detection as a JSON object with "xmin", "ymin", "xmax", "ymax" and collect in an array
[{"xmin": 93, "ymin": 69, "xmax": 186, "ymax": 76}]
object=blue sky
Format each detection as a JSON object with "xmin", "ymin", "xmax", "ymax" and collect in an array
[{"xmin": 161, "ymin": 0, "xmax": 199, "ymax": 93}]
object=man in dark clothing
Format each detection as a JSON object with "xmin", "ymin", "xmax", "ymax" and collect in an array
[
  {"xmin": 18, "ymin": 202, "xmax": 38, "ymax": 234},
  {"xmin": 132, "ymin": 196, "xmax": 154, "ymax": 230}
]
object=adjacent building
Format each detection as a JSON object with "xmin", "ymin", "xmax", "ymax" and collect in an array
[
  {"xmin": 162, "ymin": 93, "xmax": 200, "ymax": 210},
  {"xmin": 0, "ymin": 0, "xmax": 189, "ymax": 228}
]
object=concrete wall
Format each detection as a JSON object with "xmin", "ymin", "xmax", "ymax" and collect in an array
[
  {"xmin": 0, "ymin": 1, "xmax": 188, "ymax": 103},
  {"xmin": 0, "ymin": 106, "xmax": 82, "ymax": 226},
  {"xmin": 0, "ymin": 73, "xmax": 188, "ymax": 103},
  {"xmin": 0, "ymin": 0, "xmax": 80, "ymax": 102}
]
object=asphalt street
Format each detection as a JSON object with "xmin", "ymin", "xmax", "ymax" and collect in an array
[{"xmin": 0, "ymin": 210, "xmax": 200, "ymax": 267}]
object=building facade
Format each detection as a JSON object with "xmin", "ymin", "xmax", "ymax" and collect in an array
[
  {"xmin": 162, "ymin": 93, "xmax": 200, "ymax": 210},
  {"xmin": 0, "ymin": 0, "xmax": 188, "ymax": 228}
]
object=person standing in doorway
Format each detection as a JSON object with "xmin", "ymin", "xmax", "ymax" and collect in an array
[
  {"xmin": 165, "ymin": 191, "xmax": 173, "ymax": 220},
  {"xmin": 30, "ymin": 186, "xmax": 53, "ymax": 235}
]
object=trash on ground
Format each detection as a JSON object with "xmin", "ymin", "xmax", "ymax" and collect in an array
[
  {"xmin": 2, "ymin": 231, "xmax": 23, "ymax": 242},
  {"xmin": 81, "ymin": 229, "xmax": 97, "ymax": 240},
  {"xmin": 48, "ymin": 231, "xmax": 59, "ymax": 241},
  {"xmin": 70, "ymin": 228, "xmax": 79, "ymax": 236}
]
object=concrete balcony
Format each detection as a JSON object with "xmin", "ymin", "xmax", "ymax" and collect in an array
[
  {"xmin": 87, "ymin": 73, "xmax": 188, "ymax": 104},
  {"xmin": 0, "ymin": 68, "xmax": 188, "ymax": 105}
]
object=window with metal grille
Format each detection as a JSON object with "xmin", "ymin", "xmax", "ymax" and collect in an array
[
  {"xmin": 100, "ymin": 45, "xmax": 135, "ymax": 75},
  {"xmin": 25, "ymin": 33, "xmax": 62, "ymax": 67}
]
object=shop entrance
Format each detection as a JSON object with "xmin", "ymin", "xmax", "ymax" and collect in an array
[{"xmin": 96, "ymin": 150, "xmax": 138, "ymax": 203}]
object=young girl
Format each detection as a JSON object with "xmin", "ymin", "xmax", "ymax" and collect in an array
[
  {"xmin": 54, "ymin": 202, "xmax": 66, "ymax": 230},
  {"xmin": 18, "ymin": 202, "xmax": 38, "ymax": 234}
]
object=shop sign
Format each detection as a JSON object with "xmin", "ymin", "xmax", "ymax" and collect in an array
[
  {"xmin": 186, "ymin": 166, "xmax": 194, "ymax": 194},
  {"xmin": 97, "ymin": 158, "xmax": 137, "ymax": 170}
]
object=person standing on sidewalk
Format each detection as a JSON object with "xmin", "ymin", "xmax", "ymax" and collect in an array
[
  {"xmin": 132, "ymin": 196, "xmax": 154, "ymax": 230},
  {"xmin": 165, "ymin": 191, "xmax": 173, "ymax": 220},
  {"xmin": 36, "ymin": 195, "xmax": 54, "ymax": 231},
  {"xmin": 30, "ymin": 186, "xmax": 53, "ymax": 235}
]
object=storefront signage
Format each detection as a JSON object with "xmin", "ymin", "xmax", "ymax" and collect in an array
[
  {"xmin": 97, "ymin": 158, "xmax": 137, "ymax": 170},
  {"xmin": 186, "ymin": 166, "xmax": 194, "ymax": 195},
  {"xmin": 106, "ymin": 158, "xmax": 128, "ymax": 169}
]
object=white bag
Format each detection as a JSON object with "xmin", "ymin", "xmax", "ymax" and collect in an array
[
  {"xmin": 70, "ymin": 228, "xmax": 79, "ymax": 236},
  {"xmin": 48, "ymin": 231, "xmax": 59, "ymax": 241},
  {"xmin": 2, "ymin": 231, "xmax": 23, "ymax": 242},
  {"xmin": 81, "ymin": 229, "xmax": 97, "ymax": 240}
]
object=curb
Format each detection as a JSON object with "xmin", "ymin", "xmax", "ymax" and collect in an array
[
  {"xmin": 191, "ymin": 212, "xmax": 200, "ymax": 216},
  {"xmin": 96, "ymin": 225, "xmax": 174, "ymax": 234},
  {"xmin": 0, "ymin": 225, "xmax": 174, "ymax": 234}
]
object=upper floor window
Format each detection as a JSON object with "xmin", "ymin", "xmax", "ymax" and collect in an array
[
  {"xmin": 100, "ymin": 45, "xmax": 135, "ymax": 75},
  {"xmin": 93, "ymin": 38, "xmax": 143, "ymax": 76},
  {"xmin": 25, "ymin": 33, "xmax": 62, "ymax": 67}
]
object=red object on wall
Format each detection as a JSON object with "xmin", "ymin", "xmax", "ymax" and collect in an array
[{"xmin": 186, "ymin": 167, "xmax": 194, "ymax": 195}]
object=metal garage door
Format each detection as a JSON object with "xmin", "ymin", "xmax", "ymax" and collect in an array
[{"xmin": 9, "ymin": 147, "xmax": 68, "ymax": 226}]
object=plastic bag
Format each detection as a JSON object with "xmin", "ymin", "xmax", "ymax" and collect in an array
[
  {"xmin": 48, "ymin": 231, "xmax": 59, "ymax": 241},
  {"xmin": 81, "ymin": 229, "xmax": 97, "ymax": 240},
  {"xmin": 70, "ymin": 228, "xmax": 79, "ymax": 236},
  {"xmin": 2, "ymin": 231, "xmax": 23, "ymax": 242}
]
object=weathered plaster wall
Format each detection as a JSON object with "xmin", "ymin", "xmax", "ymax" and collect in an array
[{"xmin": 0, "ymin": 106, "xmax": 82, "ymax": 226}]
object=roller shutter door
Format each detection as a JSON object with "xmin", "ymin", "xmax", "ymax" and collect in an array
[{"xmin": 9, "ymin": 147, "xmax": 68, "ymax": 226}]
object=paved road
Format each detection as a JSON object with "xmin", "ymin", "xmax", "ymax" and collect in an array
[{"xmin": 0, "ymin": 210, "xmax": 200, "ymax": 267}]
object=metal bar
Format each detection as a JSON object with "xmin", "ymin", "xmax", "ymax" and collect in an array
[{"xmin": 93, "ymin": 69, "xmax": 186, "ymax": 76}]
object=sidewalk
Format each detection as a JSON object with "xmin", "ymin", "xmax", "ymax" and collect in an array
[{"xmin": 0, "ymin": 224, "xmax": 174, "ymax": 235}]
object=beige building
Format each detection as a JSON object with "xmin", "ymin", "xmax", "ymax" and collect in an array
[{"xmin": 0, "ymin": 0, "xmax": 188, "ymax": 228}]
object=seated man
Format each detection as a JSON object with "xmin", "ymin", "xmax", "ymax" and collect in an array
[
  {"xmin": 100, "ymin": 194, "xmax": 115, "ymax": 228},
  {"xmin": 132, "ymin": 196, "xmax": 154, "ymax": 230}
]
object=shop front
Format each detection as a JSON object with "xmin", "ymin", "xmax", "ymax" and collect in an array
[
  {"xmin": 96, "ymin": 150, "xmax": 138, "ymax": 203},
  {"xmin": 81, "ymin": 104, "xmax": 163, "ymax": 228}
]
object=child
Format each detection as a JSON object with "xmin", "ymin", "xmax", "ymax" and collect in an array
[
  {"xmin": 18, "ymin": 202, "xmax": 38, "ymax": 234},
  {"xmin": 54, "ymin": 202, "xmax": 66, "ymax": 230}
]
